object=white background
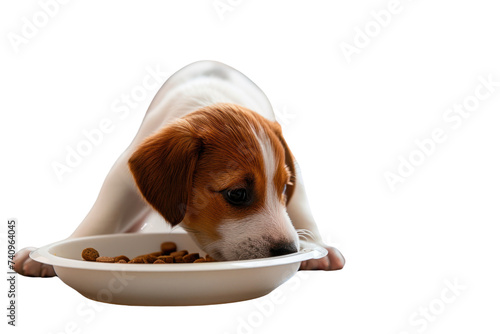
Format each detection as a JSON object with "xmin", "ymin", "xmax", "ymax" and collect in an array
[{"xmin": 1, "ymin": 0, "xmax": 499, "ymax": 333}]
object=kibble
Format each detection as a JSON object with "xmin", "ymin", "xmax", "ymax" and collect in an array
[
  {"xmin": 114, "ymin": 255, "xmax": 130, "ymax": 263},
  {"xmin": 81, "ymin": 242, "xmax": 217, "ymax": 264},
  {"xmin": 182, "ymin": 253, "xmax": 200, "ymax": 263},
  {"xmin": 129, "ymin": 257, "xmax": 145, "ymax": 263},
  {"xmin": 170, "ymin": 250, "xmax": 188, "ymax": 257},
  {"xmin": 161, "ymin": 242, "xmax": 177, "ymax": 254},
  {"xmin": 82, "ymin": 248, "xmax": 100, "ymax": 261},
  {"xmin": 205, "ymin": 255, "xmax": 216, "ymax": 262},
  {"xmin": 144, "ymin": 254, "xmax": 158, "ymax": 263},
  {"xmin": 157, "ymin": 255, "xmax": 174, "ymax": 263}
]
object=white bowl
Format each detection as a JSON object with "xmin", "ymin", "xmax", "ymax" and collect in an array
[{"xmin": 30, "ymin": 232, "xmax": 326, "ymax": 306}]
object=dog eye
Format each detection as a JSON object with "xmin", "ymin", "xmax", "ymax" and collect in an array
[{"xmin": 223, "ymin": 188, "xmax": 249, "ymax": 206}]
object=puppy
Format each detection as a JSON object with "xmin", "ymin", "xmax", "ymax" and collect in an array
[{"xmin": 15, "ymin": 61, "xmax": 344, "ymax": 276}]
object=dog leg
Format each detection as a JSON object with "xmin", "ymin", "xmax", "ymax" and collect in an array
[
  {"xmin": 14, "ymin": 154, "xmax": 151, "ymax": 277},
  {"xmin": 13, "ymin": 247, "xmax": 56, "ymax": 277},
  {"xmin": 287, "ymin": 161, "xmax": 345, "ymax": 271}
]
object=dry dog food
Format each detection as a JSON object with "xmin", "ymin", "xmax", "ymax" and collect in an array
[
  {"xmin": 80, "ymin": 242, "xmax": 217, "ymax": 264},
  {"xmin": 161, "ymin": 242, "xmax": 177, "ymax": 254},
  {"xmin": 81, "ymin": 247, "xmax": 100, "ymax": 261},
  {"xmin": 114, "ymin": 255, "xmax": 130, "ymax": 262}
]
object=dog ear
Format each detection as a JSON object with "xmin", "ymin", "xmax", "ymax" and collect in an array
[
  {"xmin": 128, "ymin": 120, "xmax": 201, "ymax": 226},
  {"xmin": 269, "ymin": 121, "xmax": 296, "ymax": 204}
]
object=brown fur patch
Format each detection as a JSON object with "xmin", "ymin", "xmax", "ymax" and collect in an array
[{"xmin": 128, "ymin": 103, "xmax": 295, "ymax": 245}]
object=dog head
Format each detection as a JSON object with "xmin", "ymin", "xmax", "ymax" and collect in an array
[{"xmin": 128, "ymin": 103, "xmax": 298, "ymax": 260}]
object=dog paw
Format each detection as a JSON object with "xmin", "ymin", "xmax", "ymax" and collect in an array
[
  {"xmin": 299, "ymin": 245, "xmax": 345, "ymax": 271},
  {"xmin": 13, "ymin": 247, "xmax": 56, "ymax": 277}
]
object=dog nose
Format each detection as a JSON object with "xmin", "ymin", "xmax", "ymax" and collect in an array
[{"xmin": 269, "ymin": 242, "xmax": 298, "ymax": 257}]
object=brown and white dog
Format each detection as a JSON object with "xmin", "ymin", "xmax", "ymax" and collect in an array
[{"xmin": 14, "ymin": 61, "xmax": 344, "ymax": 276}]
